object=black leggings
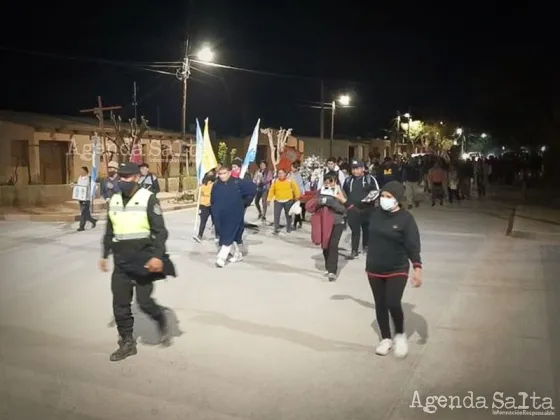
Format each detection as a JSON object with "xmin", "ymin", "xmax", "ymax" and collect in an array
[
  {"xmin": 198, "ymin": 205, "xmax": 212, "ymax": 238},
  {"xmin": 368, "ymin": 276, "xmax": 407, "ymax": 339}
]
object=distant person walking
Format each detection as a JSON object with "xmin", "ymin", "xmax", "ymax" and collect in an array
[
  {"xmin": 139, "ymin": 163, "xmax": 160, "ymax": 195},
  {"xmin": 427, "ymin": 161, "xmax": 447, "ymax": 206},
  {"xmin": 73, "ymin": 166, "xmax": 97, "ymax": 232},
  {"xmin": 253, "ymin": 161, "xmax": 273, "ymax": 221}
]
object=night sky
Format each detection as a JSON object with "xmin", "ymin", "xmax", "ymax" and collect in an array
[{"xmin": 0, "ymin": 1, "xmax": 555, "ymax": 145}]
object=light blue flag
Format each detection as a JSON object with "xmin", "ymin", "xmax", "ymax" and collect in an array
[
  {"xmin": 240, "ymin": 118, "xmax": 260, "ymax": 179},
  {"xmin": 195, "ymin": 119, "xmax": 204, "ymax": 184},
  {"xmin": 90, "ymin": 135, "xmax": 98, "ymax": 202}
]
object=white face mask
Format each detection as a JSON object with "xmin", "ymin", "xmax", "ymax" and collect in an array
[
  {"xmin": 380, "ymin": 197, "xmax": 397, "ymax": 211},
  {"xmin": 321, "ymin": 186, "xmax": 336, "ymax": 196}
]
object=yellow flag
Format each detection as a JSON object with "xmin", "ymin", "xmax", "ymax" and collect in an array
[{"xmin": 201, "ymin": 118, "xmax": 218, "ymax": 176}]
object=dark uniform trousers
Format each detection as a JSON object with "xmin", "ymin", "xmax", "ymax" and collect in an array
[
  {"xmin": 347, "ymin": 207, "xmax": 371, "ymax": 252},
  {"xmin": 111, "ymin": 268, "xmax": 164, "ymax": 339}
]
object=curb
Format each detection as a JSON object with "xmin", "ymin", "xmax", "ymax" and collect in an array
[{"xmin": 0, "ymin": 202, "xmax": 197, "ymax": 222}]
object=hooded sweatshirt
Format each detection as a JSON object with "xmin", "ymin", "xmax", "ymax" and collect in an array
[{"xmin": 366, "ymin": 181, "xmax": 422, "ymax": 276}]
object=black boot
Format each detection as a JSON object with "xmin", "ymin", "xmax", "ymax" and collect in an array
[
  {"xmin": 156, "ymin": 313, "xmax": 172, "ymax": 347},
  {"xmin": 110, "ymin": 337, "xmax": 137, "ymax": 362}
]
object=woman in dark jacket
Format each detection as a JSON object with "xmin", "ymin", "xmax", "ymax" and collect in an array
[
  {"xmin": 366, "ymin": 181, "xmax": 423, "ymax": 358},
  {"xmin": 306, "ymin": 172, "xmax": 347, "ymax": 281}
]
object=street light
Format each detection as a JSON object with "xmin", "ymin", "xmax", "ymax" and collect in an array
[
  {"xmin": 481, "ymin": 133, "xmax": 487, "ymax": 138},
  {"xmin": 178, "ymin": 41, "xmax": 214, "ymax": 191},
  {"xmin": 197, "ymin": 46, "xmax": 215, "ymax": 62},
  {"xmin": 329, "ymin": 94, "xmax": 351, "ymax": 156},
  {"xmin": 338, "ymin": 94, "xmax": 350, "ymax": 106}
]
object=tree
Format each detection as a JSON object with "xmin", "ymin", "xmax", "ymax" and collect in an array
[
  {"xmin": 107, "ymin": 113, "xmax": 149, "ymax": 163},
  {"xmin": 467, "ymin": 134, "xmax": 492, "ymax": 154},
  {"xmin": 229, "ymin": 148, "xmax": 238, "ymax": 163},
  {"xmin": 261, "ymin": 127, "xmax": 292, "ymax": 170},
  {"xmin": 419, "ymin": 123, "xmax": 453, "ymax": 155},
  {"xmin": 400, "ymin": 120, "xmax": 425, "ymax": 145}
]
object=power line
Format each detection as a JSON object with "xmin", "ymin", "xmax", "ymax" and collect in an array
[
  {"xmin": 0, "ymin": 46, "xmax": 176, "ymax": 76},
  {"xmin": 189, "ymin": 59, "xmax": 365, "ymax": 84},
  {"xmin": 1, "ymin": 45, "xmax": 370, "ymax": 85}
]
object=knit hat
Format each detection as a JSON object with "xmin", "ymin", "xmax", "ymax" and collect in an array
[{"xmin": 381, "ymin": 180, "xmax": 405, "ymax": 203}]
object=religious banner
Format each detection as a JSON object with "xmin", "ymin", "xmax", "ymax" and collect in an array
[{"xmin": 72, "ymin": 185, "xmax": 88, "ymax": 201}]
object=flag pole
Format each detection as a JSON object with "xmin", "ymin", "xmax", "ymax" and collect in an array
[
  {"xmin": 192, "ymin": 187, "xmax": 203, "ymax": 237},
  {"xmin": 192, "ymin": 118, "xmax": 206, "ymax": 239}
]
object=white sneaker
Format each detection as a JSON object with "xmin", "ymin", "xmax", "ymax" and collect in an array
[
  {"xmin": 393, "ymin": 334, "xmax": 409, "ymax": 358},
  {"xmin": 215, "ymin": 245, "xmax": 231, "ymax": 267},
  {"xmin": 375, "ymin": 339, "xmax": 393, "ymax": 356},
  {"xmin": 229, "ymin": 252, "xmax": 243, "ymax": 263}
]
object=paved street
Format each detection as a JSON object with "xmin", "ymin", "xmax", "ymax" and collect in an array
[{"xmin": 0, "ymin": 195, "xmax": 558, "ymax": 419}]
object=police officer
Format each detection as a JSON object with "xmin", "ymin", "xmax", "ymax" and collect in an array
[
  {"xmin": 99, "ymin": 162, "xmax": 174, "ymax": 362},
  {"xmin": 342, "ymin": 160, "xmax": 379, "ymax": 259}
]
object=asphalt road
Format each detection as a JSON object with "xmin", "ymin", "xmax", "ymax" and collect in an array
[{"xmin": 0, "ymin": 196, "xmax": 558, "ymax": 419}]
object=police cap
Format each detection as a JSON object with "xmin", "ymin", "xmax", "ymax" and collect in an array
[
  {"xmin": 117, "ymin": 162, "xmax": 140, "ymax": 175},
  {"xmin": 351, "ymin": 160, "xmax": 364, "ymax": 168}
]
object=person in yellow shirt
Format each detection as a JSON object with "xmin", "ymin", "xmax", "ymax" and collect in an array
[
  {"xmin": 267, "ymin": 168, "xmax": 301, "ymax": 234},
  {"xmin": 193, "ymin": 169, "xmax": 215, "ymax": 242}
]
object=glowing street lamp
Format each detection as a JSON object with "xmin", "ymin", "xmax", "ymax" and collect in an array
[
  {"xmin": 481, "ymin": 133, "xmax": 487, "ymax": 138},
  {"xmin": 329, "ymin": 94, "xmax": 351, "ymax": 155},
  {"xmin": 338, "ymin": 94, "xmax": 350, "ymax": 106},
  {"xmin": 197, "ymin": 46, "xmax": 215, "ymax": 62}
]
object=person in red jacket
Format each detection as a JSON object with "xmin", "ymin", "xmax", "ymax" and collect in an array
[{"xmin": 306, "ymin": 172, "xmax": 347, "ymax": 281}]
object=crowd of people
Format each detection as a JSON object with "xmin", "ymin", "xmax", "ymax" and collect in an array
[
  {"xmin": 97, "ymin": 149, "xmax": 538, "ymax": 361},
  {"xmin": 190, "ymin": 155, "xmax": 428, "ymax": 358}
]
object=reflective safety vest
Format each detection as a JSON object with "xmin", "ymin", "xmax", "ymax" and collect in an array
[{"xmin": 108, "ymin": 188, "xmax": 153, "ymax": 242}]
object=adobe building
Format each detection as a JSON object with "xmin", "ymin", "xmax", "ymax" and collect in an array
[{"xmin": 0, "ymin": 111, "xmax": 202, "ymax": 207}]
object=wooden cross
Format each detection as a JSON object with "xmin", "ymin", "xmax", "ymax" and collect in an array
[{"xmin": 80, "ymin": 96, "xmax": 122, "ymax": 171}]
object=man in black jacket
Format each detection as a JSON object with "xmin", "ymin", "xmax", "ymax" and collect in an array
[
  {"xmin": 99, "ymin": 162, "xmax": 175, "ymax": 362},
  {"xmin": 343, "ymin": 160, "xmax": 379, "ymax": 259},
  {"xmin": 377, "ymin": 156, "xmax": 401, "ymax": 187}
]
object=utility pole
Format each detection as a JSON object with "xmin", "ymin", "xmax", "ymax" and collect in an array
[
  {"xmin": 132, "ymin": 81, "xmax": 138, "ymax": 121},
  {"xmin": 330, "ymin": 101, "xmax": 336, "ymax": 157},
  {"xmin": 179, "ymin": 39, "xmax": 190, "ymax": 192},
  {"xmin": 80, "ymin": 96, "xmax": 122, "ymax": 172},
  {"xmin": 320, "ymin": 80, "xmax": 325, "ymax": 142}
]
